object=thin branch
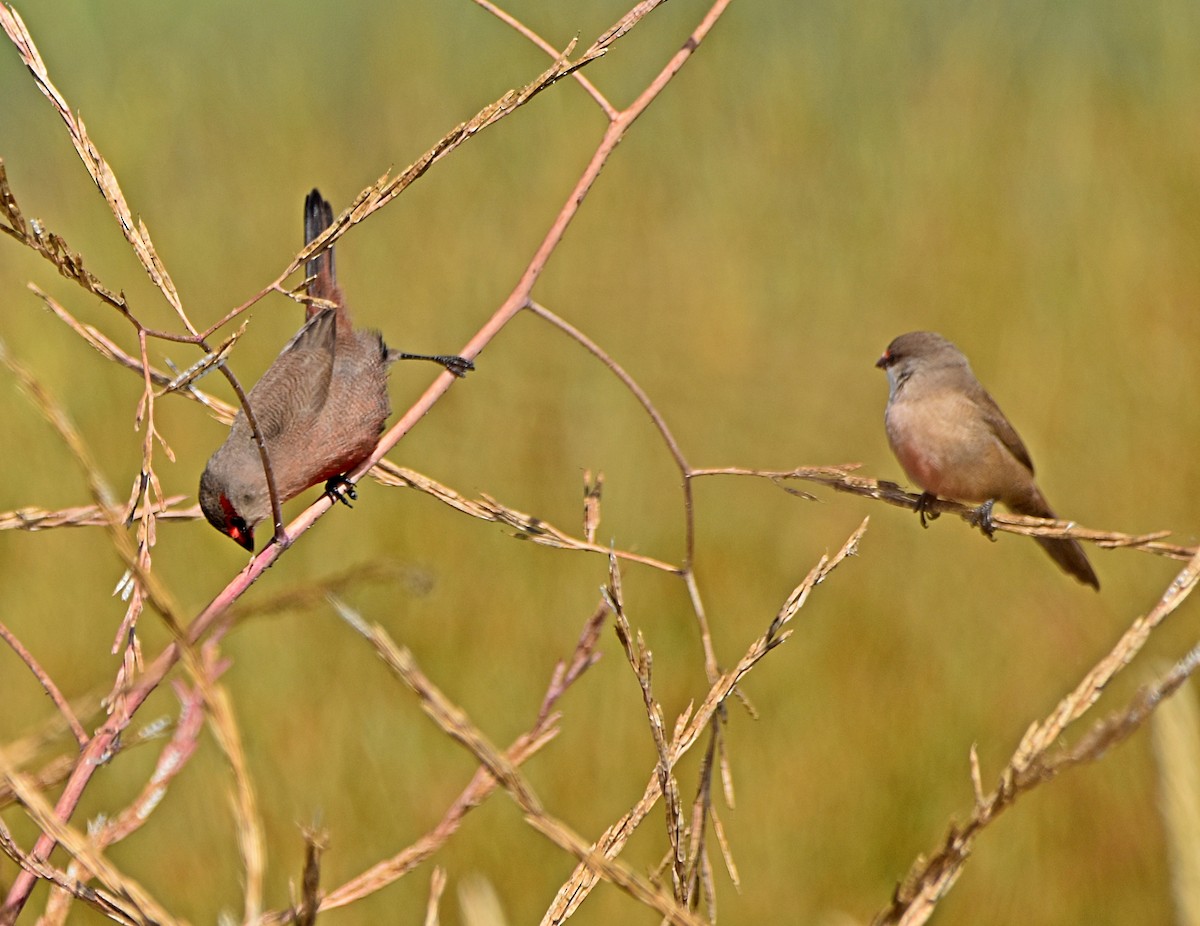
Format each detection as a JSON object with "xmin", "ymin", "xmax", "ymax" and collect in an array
[
  {"xmin": 694, "ymin": 465, "xmax": 1196, "ymax": 561},
  {"xmin": 0, "ymin": 622, "xmax": 88, "ymax": 748},
  {"xmin": 0, "ymin": 497, "xmax": 194, "ymax": 532},
  {"xmin": 469, "ymin": 0, "xmax": 616, "ymax": 117}
]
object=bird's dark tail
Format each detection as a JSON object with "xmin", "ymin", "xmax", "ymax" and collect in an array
[
  {"xmin": 1011, "ymin": 488, "xmax": 1100, "ymax": 590},
  {"xmin": 304, "ymin": 189, "xmax": 339, "ymax": 318}
]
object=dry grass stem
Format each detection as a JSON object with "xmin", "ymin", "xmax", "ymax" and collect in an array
[
  {"xmin": 695, "ymin": 466, "xmax": 1195, "ymax": 560},
  {"xmin": 258, "ymin": 602, "xmax": 607, "ymax": 922},
  {"xmin": 582, "ymin": 469, "xmax": 603, "ymax": 544},
  {"xmin": 606, "ymin": 557, "xmax": 690, "ymax": 905},
  {"xmin": 372, "ymin": 463, "xmax": 680, "ymax": 572},
  {"xmin": 0, "ymin": 762, "xmax": 179, "ymax": 926},
  {"xmin": 337, "ymin": 598, "xmax": 707, "ymax": 926},
  {"xmin": 0, "ymin": 498, "xmax": 195, "ymax": 532},
  {"xmin": 457, "ymin": 874, "xmax": 509, "ymax": 926},
  {"xmin": 0, "ymin": 755, "xmax": 75, "ymax": 814},
  {"xmin": 290, "ymin": 825, "xmax": 327, "ymax": 926},
  {"xmin": 542, "ymin": 520, "xmax": 867, "ymax": 923},
  {"xmin": 424, "ymin": 866, "xmax": 447, "ymax": 926},
  {"xmin": 156, "ymin": 324, "xmax": 248, "ymax": 396},
  {"xmin": 0, "ymin": 11, "xmax": 187, "ymax": 325},
  {"xmin": 874, "ymin": 547, "xmax": 1200, "ymax": 925},
  {"xmin": 0, "ymin": 818, "xmax": 145, "ymax": 926},
  {"xmin": 0, "ymin": 164, "xmax": 125, "ymax": 310},
  {"xmin": 709, "ymin": 802, "xmax": 738, "ymax": 891},
  {"xmin": 684, "ymin": 734, "xmax": 720, "ymax": 918}
]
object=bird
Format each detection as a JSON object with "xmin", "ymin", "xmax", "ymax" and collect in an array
[
  {"xmin": 199, "ymin": 189, "xmax": 471, "ymax": 551},
  {"xmin": 876, "ymin": 330, "xmax": 1099, "ymax": 589}
]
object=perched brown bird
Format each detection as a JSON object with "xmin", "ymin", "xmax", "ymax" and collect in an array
[
  {"xmin": 876, "ymin": 331, "xmax": 1099, "ymax": 589},
  {"xmin": 199, "ymin": 189, "xmax": 471, "ymax": 550}
]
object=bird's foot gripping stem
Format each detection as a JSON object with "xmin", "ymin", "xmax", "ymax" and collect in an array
[
  {"xmin": 325, "ymin": 475, "xmax": 358, "ymax": 508},
  {"xmin": 969, "ymin": 498, "xmax": 998, "ymax": 542},
  {"xmin": 395, "ymin": 351, "xmax": 475, "ymax": 378},
  {"xmin": 915, "ymin": 492, "xmax": 940, "ymax": 528}
]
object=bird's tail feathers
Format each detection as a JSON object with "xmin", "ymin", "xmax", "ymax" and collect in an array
[
  {"xmin": 304, "ymin": 189, "xmax": 339, "ymax": 317},
  {"xmin": 1010, "ymin": 487, "xmax": 1100, "ymax": 590}
]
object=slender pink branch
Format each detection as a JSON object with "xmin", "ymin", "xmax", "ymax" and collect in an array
[{"xmin": 0, "ymin": 621, "xmax": 88, "ymax": 748}]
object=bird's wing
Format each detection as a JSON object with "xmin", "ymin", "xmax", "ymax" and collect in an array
[
  {"xmin": 977, "ymin": 387, "xmax": 1036, "ymax": 475},
  {"xmin": 244, "ymin": 309, "xmax": 337, "ymax": 441}
]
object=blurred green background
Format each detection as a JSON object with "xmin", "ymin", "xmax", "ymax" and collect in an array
[{"xmin": 2, "ymin": 1, "xmax": 1199, "ymax": 923}]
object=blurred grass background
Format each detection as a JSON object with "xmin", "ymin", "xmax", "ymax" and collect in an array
[{"xmin": 1, "ymin": 0, "xmax": 1198, "ymax": 923}]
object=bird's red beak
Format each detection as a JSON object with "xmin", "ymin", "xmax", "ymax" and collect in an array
[
  {"xmin": 216, "ymin": 494, "xmax": 255, "ymax": 551},
  {"xmin": 228, "ymin": 523, "xmax": 254, "ymax": 551}
]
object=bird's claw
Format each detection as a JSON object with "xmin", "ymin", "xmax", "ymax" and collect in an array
[
  {"xmin": 325, "ymin": 476, "xmax": 358, "ymax": 508},
  {"xmin": 395, "ymin": 351, "xmax": 474, "ymax": 378},
  {"xmin": 969, "ymin": 499, "xmax": 998, "ymax": 541},
  {"xmin": 441, "ymin": 355, "xmax": 474, "ymax": 378},
  {"xmin": 915, "ymin": 492, "xmax": 940, "ymax": 528}
]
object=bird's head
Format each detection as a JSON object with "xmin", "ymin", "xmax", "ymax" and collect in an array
[{"xmin": 199, "ymin": 462, "xmax": 267, "ymax": 551}]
